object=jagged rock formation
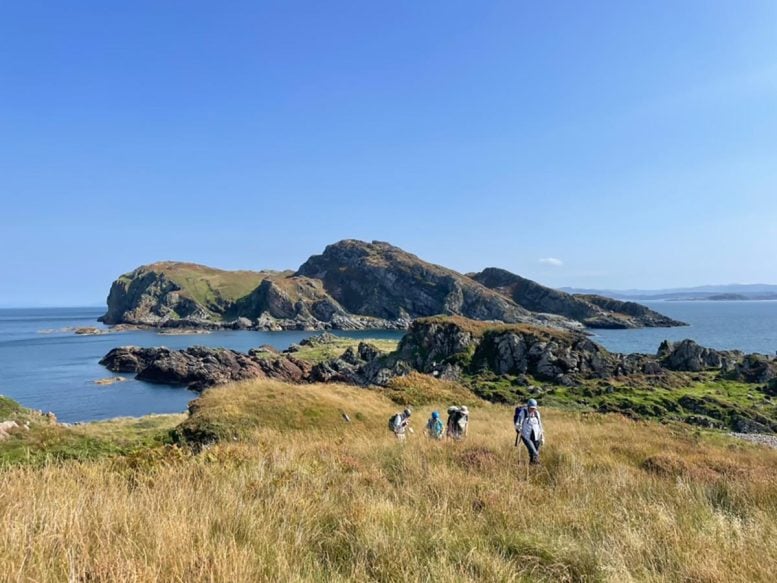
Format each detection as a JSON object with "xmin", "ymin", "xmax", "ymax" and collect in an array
[
  {"xmin": 471, "ymin": 268, "xmax": 685, "ymax": 329},
  {"xmin": 727, "ymin": 354, "xmax": 777, "ymax": 384},
  {"xmin": 655, "ymin": 340, "xmax": 777, "ymax": 383},
  {"xmin": 371, "ymin": 318, "xmax": 777, "ymax": 388},
  {"xmin": 377, "ymin": 317, "xmax": 661, "ymax": 386},
  {"xmin": 100, "ymin": 345, "xmax": 312, "ymax": 390},
  {"xmin": 100, "ymin": 240, "xmax": 680, "ymax": 331},
  {"xmin": 297, "ymin": 241, "xmax": 538, "ymax": 324},
  {"xmin": 657, "ymin": 339, "xmax": 741, "ymax": 372}
]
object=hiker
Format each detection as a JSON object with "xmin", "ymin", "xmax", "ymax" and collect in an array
[
  {"xmin": 446, "ymin": 405, "xmax": 469, "ymax": 440},
  {"xmin": 388, "ymin": 407, "xmax": 412, "ymax": 440},
  {"xmin": 514, "ymin": 398, "xmax": 544, "ymax": 464},
  {"xmin": 426, "ymin": 411, "xmax": 444, "ymax": 439}
]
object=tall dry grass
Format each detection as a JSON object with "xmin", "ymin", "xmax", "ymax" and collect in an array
[{"xmin": 2, "ymin": 379, "xmax": 777, "ymax": 582}]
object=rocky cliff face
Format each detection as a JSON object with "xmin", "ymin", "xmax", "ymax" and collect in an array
[
  {"xmin": 100, "ymin": 260, "xmax": 406, "ymax": 331},
  {"xmin": 101, "ymin": 240, "xmax": 681, "ymax": 332},
  {"xmin": 101, "ymin": 268, "xmax": 213, "ymax": 325},
  {"xmin": 471, "ymin": 268, "xmax": 685, "ymax": 329},
  {"xmin": 296, "ymin": 240, "xmax": 549, "ymax": 324}
]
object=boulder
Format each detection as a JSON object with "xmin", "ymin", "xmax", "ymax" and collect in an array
[
  {"xmin": 0, "ymin": 420, "xmax": 19, "ymax": 441},
  {"xmin": 657, "ymin": 340, "xmax": 741, "ymax": 372},
  {"xmin": 726, "ymin": 354, "xmax": 777, "ymax": 384}
]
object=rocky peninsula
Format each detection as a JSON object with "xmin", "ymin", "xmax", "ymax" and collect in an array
[{"xmin": 99, "ymin": 240, "xmax": 684, "ymax": 332}]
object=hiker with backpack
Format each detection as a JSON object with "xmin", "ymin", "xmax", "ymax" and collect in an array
[
  {"xmin": 446, "ymin": 405, "xmax": 469, "ymax": 440},
  {"xmin": 388, "ymin": 407, "xmax": 412, "ymax": 440},
  {"xmin": 514, "ymin": 398, "xmax": 544, "ymax": 464},
  {"xmin": 426, "ymin": 411, "xmax": 444, "ymax": 439}
]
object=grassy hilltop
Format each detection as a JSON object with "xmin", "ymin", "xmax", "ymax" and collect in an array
[{"xmin": 2, "ymin": 376, "xmax": 777, "ymax": 581}]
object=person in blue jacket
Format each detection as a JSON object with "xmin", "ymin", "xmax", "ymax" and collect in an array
[{"xmin": 426, "ymin": 411, "xmax": 444, "ymax": 439}]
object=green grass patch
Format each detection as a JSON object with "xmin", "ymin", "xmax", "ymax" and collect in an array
[
  {"xmin": 0, "ymin": 414, "xmax": 183, "ymax": 468},
  {"xmin": 146, "ymin": 262, "xmax": 276, "ymax": 313},
  {"xmin": 0, "ymin": 395, "xmax": 25, "ymax": 419},
  {"xmin": 291, "ymin": 337, "xmax": 398, "ymax": 364},
  {"xmin": 462, "ymin": 372, "xmax": 777, "ymax": 432}
]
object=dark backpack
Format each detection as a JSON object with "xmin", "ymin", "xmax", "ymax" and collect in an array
[{"xmin": 388, "ymin": 413, "xmax": 403, "ymax": 432}]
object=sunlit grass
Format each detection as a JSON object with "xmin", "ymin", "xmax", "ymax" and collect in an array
[
  {"xmin": 1, "ymin": 379, "xmax": 777, "ymax": 581},
  {"xmin": 289, "ymin": 336, "xmax": 399, "ymax": 364}
]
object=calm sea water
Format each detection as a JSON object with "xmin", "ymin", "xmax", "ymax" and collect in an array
[
  {"xmin": 591, "ymin": 300, "xmax": 777, "ymax": 356},
  {"xmin": 1, "ymin": 302, "xmax": 776, "ymax": 423},
  {"xmin": 0, "ymin": 307, "xmax": 403, "ymax": 423}
]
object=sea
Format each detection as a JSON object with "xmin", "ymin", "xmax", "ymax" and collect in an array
[{"xmin": 1, "ymin": 301, "xmax": 777, "ymax": 423}]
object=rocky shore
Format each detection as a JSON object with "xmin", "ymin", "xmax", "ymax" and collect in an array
[{"xmin": 100, "ymin": 317, "xmax": 777, "ymax": 420}]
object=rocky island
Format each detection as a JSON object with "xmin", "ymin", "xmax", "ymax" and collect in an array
[{"xmin": 100, "ymin": 240, "xmax": 684, "ymax": 332}]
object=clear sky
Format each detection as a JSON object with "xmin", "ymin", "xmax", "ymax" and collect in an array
[{"xmin": 1, "ymin": 1, "xmax": 776, "ymax": 306}]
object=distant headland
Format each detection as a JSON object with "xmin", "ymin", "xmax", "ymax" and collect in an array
[{"xmin": 100, "ymin": 240, "xmax": 685, "ymax": 332}]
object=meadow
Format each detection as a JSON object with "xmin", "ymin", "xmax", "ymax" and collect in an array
[{"xmin": 2, "ymin": 376, "xmax": 777, "ymax": 582}]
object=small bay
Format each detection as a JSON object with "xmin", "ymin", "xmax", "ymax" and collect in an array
[{"xmin": 1, "ymin": 301, "xmax": 776, "ymax": 423}]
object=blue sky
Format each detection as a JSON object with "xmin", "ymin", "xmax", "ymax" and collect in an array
[{"xmin": 1, "ymin": 1, "xmax": 776, "ymax": 306}]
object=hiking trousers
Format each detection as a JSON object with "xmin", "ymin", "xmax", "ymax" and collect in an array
[{"xmin": 521, "ymin": 435, "xmax": 541, "ymax": 464}]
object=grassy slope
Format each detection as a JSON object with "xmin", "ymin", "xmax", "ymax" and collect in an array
[
  {"xmin": 469, "ymin": 371, "xmax": 777, "ymax": 431},
  {"xmin": 289, "ymin": 337, "xmax": 399, "ymax": 364},
  {"xmin": 414, "ymin": 315, "xmax": 577, "ymax": 340},
  {"xmin": 0, "ymin": 395, "xmax": 25, "ymax": 420},
  {"xmin": 143, "ymin": 262, "xmax": 280, "ymax": 312},
  {"xmin": 0, "ymin": 413, "xmax": 183, "ymax": 467},
  {"xmin": 2, "ymin": 380, "xmax": 777, "ymax": 581}
]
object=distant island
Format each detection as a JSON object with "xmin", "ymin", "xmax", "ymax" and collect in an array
[
  {"xmin": 678, "ymin": 293, "xmax": 777, "ymax": 302},
  {"xmin": 561, "ymin": 284, "xmax": 777, "ymax": 302},
  {"xmin": 100, "ymin": 240, "xmax": 685, "ymax": 332}
]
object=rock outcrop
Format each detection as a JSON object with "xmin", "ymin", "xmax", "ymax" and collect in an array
[
  {"xmin": 361, "ymin": 317, "xmax": 776, "ymax": 389},
  {"xmin": 296, "ymin": 240, "xmax": 552, "ymax": 326},
  {"xmin": 100, "ymin": 346, "xmax": 312, "ymax": 391},
  {"xmin": 0, "ymin": 420, "xmax": 19, "ymax": 441},
  {"xmin": 727, "ymin": 354, "xmax": 777, "ymax": 384},
  {"xmin": 101, "ymin": 266, "xmax": 219, "ymax": 326},
  {"xmin": 657, "ymin": 340, "xmax": 742, "ymax": 372},
  {"xmin": 471, "ymin": 268, "xmax": 685, "ymax": 329},
  {"xmin": 99, "ymin": 336, "xmax": 395, "ymax": 391},
  {"xmin": 100, "ymin": 240, "xmax": 680, "ymax": 332},
  {"xmin": 380, "ymin": 317, "xmax": 661, "ymax": 386}
]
